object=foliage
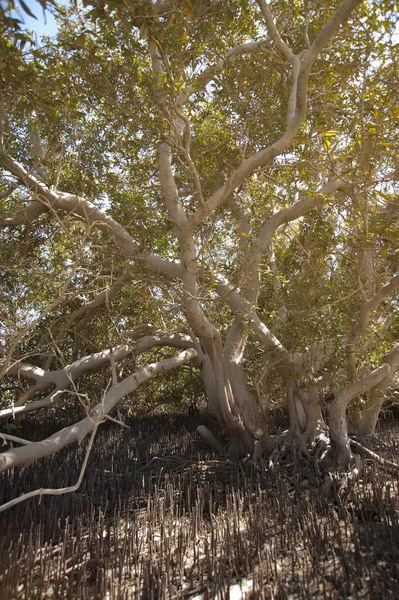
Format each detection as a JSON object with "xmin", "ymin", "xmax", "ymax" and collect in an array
[{"xmin": 0, "ymin": 0, "xmax": 399, "ymax": 469}]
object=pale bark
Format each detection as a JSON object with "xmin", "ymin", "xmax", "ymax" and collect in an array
[
  {"xmin": 224, "ymin": 320, "xmax": 268, "ymax": 437},
  {"xmin": 0, "ymin": 150, "xmax": 180, "ymax": 281},
  {"xmin": 1, "ymin": 332, "xmax": 194, "ymax": 419},
  {"xmin": 242, "ymin": 179, "xmax": 346, "ymax": 305},
  {"xmin": 0, "ymin": 0, "xmax": 366, "ymax": 454},
  {"xmin": 256, "ymin": 0, "xmax": 294, "ymax": 63},
  {"xmin": 346, "ymin": 274, "xmax": 399, "ymax": 384},
  {"xmin": 176, "ymin": 39, "xmax": 271, "ymax": 108},
  {"xmin": 0, "ymin": 348, "xmax": 197, "ymax": 473},
  {"xmin": 0, "ymin": 424, "xmax": 99, "ymax": 514},
  {"xmin": 357, "ymin": 345, "xmax": 399, "ymax": 437},
  {"xmin": 329, "ymin": 364, "xmax": 390, "ymax": 469},
  {"xmin": 182, "ymin": 0, "xmax": 362, "ymax": 236},
  {"xmin": 152, "ymin": 37, "xmax": 255, "ymax": 447},
  {"xmin": 351, "ymin": 275, "xmax": 399, "ymax": 339}
]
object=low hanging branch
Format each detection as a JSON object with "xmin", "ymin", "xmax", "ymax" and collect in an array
[
  {"xmin": 0, "ymin": 348, "xmax": 197, "ymax": 474},
  {"xmin": 0, "ymin": 331, "xmax": 195, "ymax": 421},
  {"xmin": 0, "ymin": 421, "xmax": 100, "ymax": 514}
]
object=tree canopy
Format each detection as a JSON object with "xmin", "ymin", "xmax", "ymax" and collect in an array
[{"xmin": 1, "ymin": 0, "xmax": 399, "ymax": 503}]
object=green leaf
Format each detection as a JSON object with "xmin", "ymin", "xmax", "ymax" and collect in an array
[
  {"xmin": 76, "ymin": 33, "xmax": 87, "ymax": 47},
  {"xmin": 19, "ymin": 0, "xmax": 38, "ymax": 19}
]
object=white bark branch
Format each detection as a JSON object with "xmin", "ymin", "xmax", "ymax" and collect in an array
[
  {"xmin": 0, "ymin": 332, "xmax": 195, "ymax": 420},
  {"xmin": 0, "ymin": 348, "xmax": 197, "ymax": 473},
  {"xmin": 176, "ymin": 39, "xmax": 271, "ymax": 108},
  {"xmin": 329, "ymin": 363, "xmax": 390, "ymax": 467},
  {"xmin": 0, "ymin": 150, "xmax": 180, "ymax": 281},
  {"xmin": 300, "ymin": 0, "xmax": 364, "ymax": 74},
  {"xmin": 0, "ymin": 422, "xmax": 99, "ymax": 513},
  {"xmin": 180, "ymin": 0, "xmax": 362, "ymax": 237},
  {"xmin": 256, "ymin": 0, "xmax": 294, "ymax": 63},
  {"xmin": 351, "ymin": 274, "xmax": 399, "ymax": 340}
]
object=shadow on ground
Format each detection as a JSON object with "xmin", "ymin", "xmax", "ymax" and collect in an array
[{"xmin": 1, "ymin": 414, "xmax": 399, "ymax": 599}]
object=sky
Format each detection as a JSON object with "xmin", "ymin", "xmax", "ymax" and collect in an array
[{"xmin": 15, "ymin": 0, "xmax": 60, "ymax": 40}]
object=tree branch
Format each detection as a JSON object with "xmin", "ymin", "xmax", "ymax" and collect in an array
[
  {"xmin": 351, "ymin": 274, "xmax": 399, "ymax": 339},
  {"xmin": 176, "ymin": 39, "xmax": 271, "ymax": 108},
  {"xmin": 0, "ymin": 348, "xmax": 197, "ymax": 473},
  {"xmin": 179, "ymin": 0, "xmax": 362, "ymax": 237},
  {"xmin": 0, "ymin": 332, "xmax": 195, "ymax": 420},
  {"xmin": 0, "ymin": 150, "xmax": 181, "ymax": 280},
  {"xmin": 0, "ymin": 421, "xmax": 100, "ymax": 513},
  {"xmin": 300, "ymin": 0, "xmax": 364, "ymax": 74},
  {"xmin": 256, "ymin": 0, "xmax": 294, "ymax": 63}
]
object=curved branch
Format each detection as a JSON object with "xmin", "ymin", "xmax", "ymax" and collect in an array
[
  {"xmin": 329, "ymin": 363, "xmax": 390, "ymax": 468},
  {"xmin": 176, "ymin": 39, "xmax": 271, "ymax": 108},
  {"xmin": 256, "ymin": 0, "xmax": 294, "ymax": 63},
  {"xmin": 0, "ymin": 150, "xmax": 180, "ymax": 280},
  {"xmin": 0, "ymin": 422, "xmax": 100, "ymax": 513},
  {"xmin": 0, "ymin": 201, "xmax": 48, "ymax": 225},
  {"xmin": 351, "ymin": 274, "xmax": 399, "ymax": 339},
  {"xmin": 180, "ymin": 0, "xmax": 362, "ymax": 237},
  {"xmin": 0, "ymin": 332, "xmax": 195, "ymax": 420},
  {"xmin": 216, "ymin": 282, "xmax": 289, "ymax": 365},
  {"xmin": 243, "ymin": 178, "xmax": 346, "ymax": 303},
  {"xmin": 0, "ymin": 348, "xmax": 197, "ymax": 473},
  {"xmin": 300, "ymin": 0, "xmax": 363, "ymax": 74}
]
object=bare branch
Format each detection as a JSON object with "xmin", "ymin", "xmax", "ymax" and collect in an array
[
  {"xmin": 176, "ymin": 39, "xmax": 271, "ymax": 108},
  {"xmin": 0, "ymin": 150, "xmax": 181, "ymax": 280},
  {"xmin": 0, "ymin": 331, "xmax": 195, "ymax": 420},
  {"xmin": 215, "ymin": 282, "xmax": 289, "ymax": 365},
  {"xmin": 0, "ymin": 421, "xmax": 100, "ymax": 513},
  {"xmin": 256, "ymin": 0, "xmax": 294, "ymax": 63},
  {"xmin": 0, "ymin": 433, "xmax": 32, "ymax": 446},
  {"xmin": 240, "ymin": 178, "xmax": 347, "ymax": 304},
  {"xmin": 180, "ymin": 0, "xmax": 362, "ymax": 236},
  {"xmin": 0, "ymin": 201, "xmax": 48, "ymax": 225},
  {"xmin": 301, "ymin": 0, "xmax": 364, "ymax": 74},
  {"xmin": 159, "ymin": 142, "xmax": 187, "ymax": 233},
  {"xmin": 60, "ymin": 274, "xmax": 129, "ymax": 338},
  {"xmin": 351, "ymin": 274, "xmax": 399, "ymax": 339},
  {"xmin": 0, "ymin": 348, "xmax": 197, "ymax": 473}
]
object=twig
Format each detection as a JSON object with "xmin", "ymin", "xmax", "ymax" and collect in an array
[
  {"xmin": 0, "ymin": 432, "xmax": 32, "ymax": 446},
  {"xmin": 0, "ymin": 421, "xmax": 101, "ymax": 514}
]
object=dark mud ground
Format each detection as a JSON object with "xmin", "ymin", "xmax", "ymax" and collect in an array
[{"xmin": 0, "ymin": 413, "xmax": 398, "ymax": 599}]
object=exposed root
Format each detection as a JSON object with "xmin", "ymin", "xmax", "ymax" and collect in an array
[
  {"xmin": 253, "ymin": 433, "xmax": 284, "ymax": 462},
  {"xmin": 196, "ymin": 425, "xmax": 225, "ymax": 454},
  {"xmin": 349, "ymin": 438, "xmax": 399, "ymax": 473}
]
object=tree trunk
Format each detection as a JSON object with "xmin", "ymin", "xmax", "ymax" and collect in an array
[
  {"xmin": 357, "ymin": 345, "xmax": 399, "ymax": 437},
  {"xmin": 357, "ymin": 388, "xmax": 384, "ymax": 438},
  {"xmin": 328, "ymin": 364, "xmax": 390, "ymax": 469}
]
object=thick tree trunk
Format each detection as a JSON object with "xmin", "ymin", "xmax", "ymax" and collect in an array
[
  {"xmin": 203, "ymin": 338, "xmax": 256, "ymax": 450},
  {"xmin": 356, "ymin": 345, "xmax": 399, "ymax": 438},
  {"xmin": 328, "ymin": 365, "xmax": 390, "ymax": 469},
  {"xmin": 286, "ymin": 380, "xmax": 324, "ymax": 446},
  {"xmin": 356, "ymin": 389, "xmax": 384, "ymax": 438}
]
